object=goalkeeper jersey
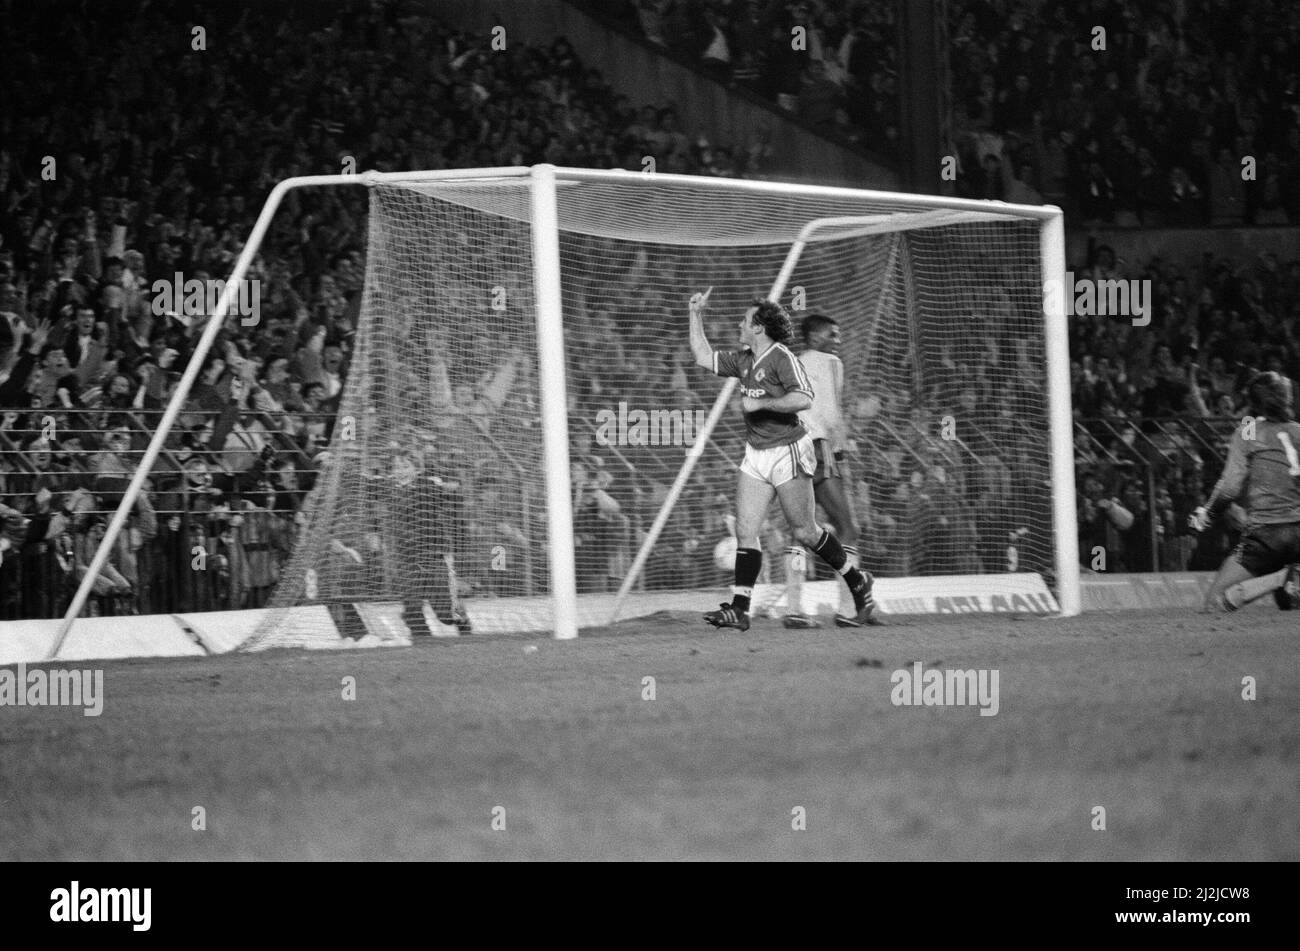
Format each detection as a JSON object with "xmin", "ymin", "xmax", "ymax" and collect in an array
[
  {"xmin": 1212, "ymin": 418, "xmax": 1300, "ymax": 527},
  {"xmin": 713, "ymin": 343, "xmax": 812, "ymax": 449}
]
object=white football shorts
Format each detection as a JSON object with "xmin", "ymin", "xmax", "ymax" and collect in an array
[{"xmin": 740, "ymin": 435, "xmax": 816, "ymax": 487}]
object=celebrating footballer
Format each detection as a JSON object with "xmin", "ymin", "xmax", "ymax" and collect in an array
[{"xmin": 688, "ymin": 289, "xmax": 881, "ymax": 630}]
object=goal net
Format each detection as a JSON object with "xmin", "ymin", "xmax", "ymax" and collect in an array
[{"xmin": 56, "ymin": 166, "xmax": 1076, "ymax": 655}]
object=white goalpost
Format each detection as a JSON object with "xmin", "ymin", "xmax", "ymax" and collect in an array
[{"xmin": 50, "ymin": 165, "xmax": 1076, "ymax": 659}]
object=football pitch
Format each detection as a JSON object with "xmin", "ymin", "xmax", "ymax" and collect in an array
[{"xmin": 2, "ymin": 608, "xmax": 1297, "ymax": 861}]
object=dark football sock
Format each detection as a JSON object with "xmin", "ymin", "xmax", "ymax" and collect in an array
[
  {"xmin": 810, "ymin": 529, "xmax": 848, "ymax": 571},
  {"xmin": 732, "ymin": 547, "xmax": 762, "ymax": 613},
  {"xmin": 811, "ymin": 529, "xmax": 868, "ymax": 589}
]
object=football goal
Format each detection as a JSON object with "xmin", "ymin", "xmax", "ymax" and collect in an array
[{"xmin": 50, "ymin": 165, "xmax": 1076, "ymax": 657}]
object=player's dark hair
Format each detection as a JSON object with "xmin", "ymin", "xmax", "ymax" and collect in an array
[
  {"xmin": 1246, "ymin": 370, "xmax": 1294, "ymax": 422},
  {"xmin": 800, "ymin": 312, "xmax": 837, "ymax": 343},
  {"xmin": 749, "ymin": 298, "xmax": 793, "ymax": 344}
]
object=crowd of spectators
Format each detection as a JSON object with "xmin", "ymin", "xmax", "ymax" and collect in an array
[
  {"xmin": 607, "ymin": 0, "xmax": 1300, "ymax": 225},
  {"xmin": 1, "ymin": 0, "xmax": 1296, "ymax": 621},
  {"xmin": 950, "ymin": 0, "xmax": 1300, "ymax": 226},
  {"xmin": 603, "ymin": 0, "xmax": 901, "ymax": 154}
]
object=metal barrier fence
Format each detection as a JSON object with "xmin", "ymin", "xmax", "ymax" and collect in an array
[
  {"xmin": 0, "ymin": 408, "xmax": 1241, "ymax": 620},
  {"xmin": 1074, "ymin": 414, "xmax": 1236, "ymax": 573},
  {"xmin": 0, "ymin": 406, "xmax": 313, "ymax": 620}
]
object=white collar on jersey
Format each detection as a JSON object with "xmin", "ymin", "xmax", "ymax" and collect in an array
[{"xmin": 751, "ymin": 342, "xmax": 786, "ymax": 368}]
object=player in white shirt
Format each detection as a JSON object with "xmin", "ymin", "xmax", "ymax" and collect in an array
[{"xmin": 783, "ymin": 313, "xmax": 867, "ymax": 626}]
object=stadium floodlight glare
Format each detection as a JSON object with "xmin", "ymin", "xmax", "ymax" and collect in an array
[{"xmin": 51, "ymin": 166, "xmax": 1075, "ymax": 660}]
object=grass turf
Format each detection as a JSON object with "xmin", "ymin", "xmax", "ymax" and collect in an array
[{"xmin": 1, "ymin": 607, "xmax": 1297, "ymax": 860}]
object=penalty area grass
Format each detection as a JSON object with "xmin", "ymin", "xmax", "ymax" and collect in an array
[{"xmin": 0, "ymin": 607, "xmax": 1296, "ymax": 860}]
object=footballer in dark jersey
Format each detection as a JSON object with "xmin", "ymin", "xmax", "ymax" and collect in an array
[
  {"xmin": 688, "ymin": 290, "xmax": 881, "ymax": 630},
  {"xmin": 1190, "ymin": 371, "xmax": 1300, "ymax": 611}
]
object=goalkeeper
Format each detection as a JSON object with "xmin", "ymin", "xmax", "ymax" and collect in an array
[
  {"xmin": 1188, "ymin": 370, "xmax": 1300, "ymax": 611},
  {"xmin": 689, "ymin": 290, "xmax": 881, "ymax": 630}
]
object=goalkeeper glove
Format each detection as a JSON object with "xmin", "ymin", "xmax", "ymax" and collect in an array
[{"xmin": 1188, "ymin": 506, "xmax": 1211, "ymax": 533}]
